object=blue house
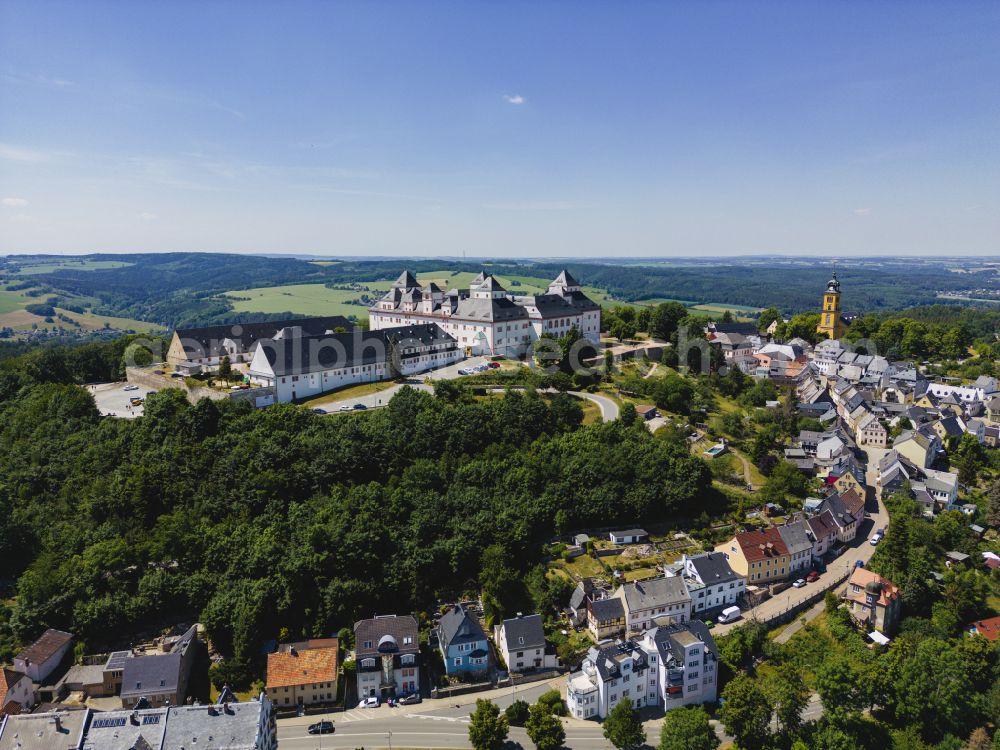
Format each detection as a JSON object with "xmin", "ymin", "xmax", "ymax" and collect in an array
[{"xmin": 437, "ymin": 605, "xmax": 489, "ymax": 676}]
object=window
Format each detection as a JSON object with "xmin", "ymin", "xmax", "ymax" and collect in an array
[{"xmin": 454, "ymin": 657, "xmax": 462, "ymax": 666}]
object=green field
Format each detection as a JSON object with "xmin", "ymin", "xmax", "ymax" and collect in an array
[
  {"xmin": 11, "ymin": 259, "xmax": 132, "ymax": 275},
  {"xmin": 0, "ymin": 280, "xmax": 159, "ymax": 334}
]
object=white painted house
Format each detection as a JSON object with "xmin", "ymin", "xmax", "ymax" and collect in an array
[
  {"xmin": 368, "ymin": 270, "xmax": 601, "ymax": 357},
  {"xmin": 249, "ymin": 324, "xmax": 461, "ymax": 403}
]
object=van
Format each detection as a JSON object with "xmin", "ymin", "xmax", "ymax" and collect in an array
[{"xmin": 717, "ymin": 606, "xmax": 741, "ymax": 624}]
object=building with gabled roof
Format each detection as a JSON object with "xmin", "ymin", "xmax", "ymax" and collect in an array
[
  {"xmin": 777, "ymin": 520, "xmax": 813, "ymax": 574},
  {"xmin": 369, "ymin": 270, "xmax": 600, "ymax": 356},
  {"xmin": 437, "ymin": 605, "xmax": 489, "ymax": 676},
  {"xmin": 265, "ymin": 639, "xmax": 339, "ymax": 709},
  {"xmin": 668, "ymin": 552, "xmax": 745, "ymax": 615},
  {"xmin": 0, "ymin": 670, "xmax": 32, "ymax": 717},
  {"xmin": 13, "ymin": 629, "xmax": 73, "ymax": 684},
  {"xmin": 0, "ymin": 708, "xmax": 88, "ymax": 750},
  {"xmin": 354, "ymin": 614, "xmax": 419, "ymax": 699},
  {"xmin": 714, "ymin": 527, "xmax": 791, "ymax": 585},
  {"xmin": 167, "ymin": 315, "xmax": 353, "ymax": 370},
  {"xmin": 587, "ymin": 598, "xmax": 626, "ymax": 642},
  {"xmin": 843, "ymin": 568, "xmax": 900, "ymax": 635},
  {"xmin": 248, "ymin": 323, "xmax": 460, "ymax": 402},
  {"xmin": 613, "ymin": 577, "xmax": 691, "ymax": 634},
  {"xmin": 119, "ymin": 626, "xmax": 199, "ymax": 709},
  {"xmin": 494, "ymin": 614, "xmax": 557, "ymax": 674}
]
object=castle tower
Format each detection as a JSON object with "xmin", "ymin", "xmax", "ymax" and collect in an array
[{"xmin": 816, "ymin": 271, "xmax": 847, "ymax": 339}]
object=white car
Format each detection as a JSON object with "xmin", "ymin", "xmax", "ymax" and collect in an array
[
  {"xmin": 358, "ymin": 696, "xmax": 380, "ymax": 708},
  {"xmin": 792, "ymin": 578, "xmax": 806, "ymax": 588},
  {"xmin": 870, "ymin": 533, "xmax": 882, "ymax": 546},
  {"xmin": 124, "ymin": 385, "xmax": 139, "ymax": 391},
  {"xmin": 339, "ymin": 405, "xmax": 352, "ymax": 412}
]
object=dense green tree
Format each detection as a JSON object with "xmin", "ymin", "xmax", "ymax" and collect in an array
[
  {"xmin": 657, "ymin": 705, "xmax": 719, "ymax": 750},
  {"xmin": 468, "ymin": 699, "xmax": 509, "ymax": 750},
  {"xmin": 525, "ymin": 701, "xmax": 565, "ymax": 750},
  {"xmin": 505, "ymin": 699, "xmax": 530, "ymax": 726},
  {"xmin": 718, "ymin": 673, "xmax": 772, "ymax": 750},
  {"xmin": 765, "ymin": 664, "xmax": 809, "ymax": 736},
  {"xmin": 602, "ymin": 699, "xmax": 645, "ymax": 750},
  {"xmin": 816, "ymin": 656, "xmax": 866, "ymax": 723},
  {"xmin": 893, "ymin": 637, "xmax": 970, "ymax": 741}
]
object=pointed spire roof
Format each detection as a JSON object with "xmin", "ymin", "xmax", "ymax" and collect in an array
[
  {"xmin": 392, "ymin": 270, "xmax": 421, "ymax": 289},
  {"xmin": 478, "ymin": 274, "xmax": 507, "ymax": 292},
  {"xmin": 553, "ymin": 269, "xmax": 579, "ymax": 287}
]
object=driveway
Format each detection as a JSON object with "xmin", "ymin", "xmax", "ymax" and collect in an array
[
  {"xmin": 312, "ymin": 357, "xmax": 493, "ymax": 413},
  {"xmin": 89, "ymin": 381, "xmax": 158, "ymax": 419}
]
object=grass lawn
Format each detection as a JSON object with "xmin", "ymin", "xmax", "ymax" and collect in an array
[
  {"xmin": 623, "ymin": 567, "xmax": 660, "ymax": 581},
  {"xmin": 578, "ymin": 397, "xmax": 602, "ymax": 425},
  {"xmin": 56, "ymin": 308, "xmax": 163, "ymax": 333},
  {"xmin": 551, "ymin": 554, "xmax": 606, "ymax": 580},
  {"xmin": 0, "ymin": 288, "xmax": 25, "ymax": 314},
  {"xmin": 303, "ymin": 379, "xmax": 401, "ymax": 406},
  {"xmin": 224, "ymin": 283, "xmax": 369, "ymax": 318}
]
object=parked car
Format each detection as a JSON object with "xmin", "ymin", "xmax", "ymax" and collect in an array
[
  {"xmin": 855, "ymin": 559, "xmax": 865, "ymax": 568},
  {"xmin": 805, "ymin": 571, "xmax": 819, "ymax": 583},
  {"xmin": 792, "ymin": 578, "xmax": 806, "ymax": 588},
  {"xmin": 870, "ymin": 532, "xmax": 883, "ymax": 546},
  {"xmin": 359, "ymin": 696, "xmax": 380, "ymax": 708},
  {"xmin": 398, "ymin": 693, "xmax": 421, "ymax": 705},
  {"xmin": 717, "ymin": 605, "xmax": 741, "ymax": 624},
  {"xmin": 702, "ymin": 619, "xmax": 715, "ymax": 629},
  {"xmin": 339, "ymin": 405, "xmax": 352, "ymax": 412},
  {"xmin": 311, "ymin": 408, "xmax": 326, "ymax": 414},
  {"xmin": 487, "ymin": 362, "xmax": 501, "ymax": 369},
  {"xmin": 308, "ymin": 721, "xmax": 335, "ymax": 735},
  {"xmin": 353, "ymin": 403, "xmax": 367, "ymax": 410},
  {"xmin": 458, "ymin": 369, "xmax": 471, "ymax": 375},
  {"xmin": 124, "ymin": 384, "xmax": 139, "ymax": 392}
]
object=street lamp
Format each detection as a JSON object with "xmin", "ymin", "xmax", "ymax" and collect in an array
[{"xmin": 387, "ymin": 728, "xmax": 393, "ymax": 750}]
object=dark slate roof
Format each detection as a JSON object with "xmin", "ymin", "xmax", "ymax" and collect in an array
[
  {"xmin": 437, "ymin": 605, "xmax": 486, "ymax": 649},
  {"xmin": 354, "ymin": 615, "xmax": 419, "ymax": 659},
  {"xmin": 15, "ymin": 628, "xmax": 73, "ymax": 666},
  {"xmin": 173, "ymin": 316, "xmax": 353, "ymax": 359},
  {"xmin": 392, "ymin": 270, "xmax": 420, "ymax": 288},
  {"xmin": 818, "ymin": 493, "xmax": 855, "ymax": 529},
  {"xmin": 256, "ymin": 324, "xmax": 456, "ymax": 377},
  {"xmin": 120, "ymin": 653, "xmax": 182, "ymax": 699},
  {"xmin": 687, "ymin": 552, "xmax": 741, "ymax": 584},
  {"xmin": 514, "ymin": 293, "xmax": 580, "ymax": 318},
  {"xmin": 777, "ymin": 521, "xmax": 813, "ymax": 555},
  {"xmin": 591, "ymin": 640, "xmax": 647, "ymax": 681},
  {"xmin": 589, "ymin": 597, "xmax": 625, "ymax": 622},
  {"xmin": 569, "ymin": 580, "xmax": 595, "ymax": 611},
  {"xmin": 453, "ymin": 295, "xmax": 529, "ymax": 322},
  {"xmin": 501, "ymin": 614, "xmax": 546, "ymax": 651},
  {"xmin": 648, "ymin": 621, "xmax": 719, "ymax": 665}
]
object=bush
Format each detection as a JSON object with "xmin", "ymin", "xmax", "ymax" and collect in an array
[
  {"xmin": 505, "ymin": 698, "xmax": 530, "ymax": 726},
  {"xmin": 537, "ymin": 688, "xmax": 567, "ymax": 716}
]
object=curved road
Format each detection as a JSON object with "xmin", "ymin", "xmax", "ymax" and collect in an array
[{"xmin": 569, "ymin": 391, "xmax": 620, "ymax": 422}]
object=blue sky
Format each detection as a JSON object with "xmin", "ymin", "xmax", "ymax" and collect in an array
[{"xmin": 1, "ymin": 1, "xmax": 998, "ymax": 257}]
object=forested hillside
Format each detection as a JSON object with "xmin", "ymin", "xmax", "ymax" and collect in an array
[
  {"xmin": 7, "ymin": 253, "xmax": 997, "ymax": 329},
  {"xmin": 0, "ymin": 340, "xmax": 712, "ymax": 684}
]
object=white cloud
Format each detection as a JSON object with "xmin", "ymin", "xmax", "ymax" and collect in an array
[
  {"xmin": 2, "ymin": 197, "xmax": 28, "ymax": 207},
  {"xmin": 138, "ymin": 211, "xmax": 157, "ymax": 221},
  {"xmin": 1, "ymin": 72, "xmax": 75, "ymax": 89},
  {"xmin": 0, "ymin": 143, "xmax": 52, "ymax": 162},
  {"xmin": 853, "ymin": 207, "xmax": 871, "ymax": 215},
  {"xmin": 503, "ymin": 94, "xmax": 526, "ymax": 105},
  {"xmin": 483, "ymin": 200, "xmax": 573, "ymax": 211}
]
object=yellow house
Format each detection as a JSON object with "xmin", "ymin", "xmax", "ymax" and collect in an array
[
  {"xmin": 715, "ymin": 528, "xmax": 792, "ymax": 585},
  {"xmin": 833, "ymin": 468, "xmax": 865, "ymax": 497},
  {"xmin": 816, "ymin": 272, "xmax": 847, "ymax": 340}
]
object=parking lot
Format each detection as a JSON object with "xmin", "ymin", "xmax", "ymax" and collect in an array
[{"xmin": 88, "ymin": 381, "xmax": 159, "ymax": 418}]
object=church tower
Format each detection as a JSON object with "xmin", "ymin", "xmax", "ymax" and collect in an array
[{"xmin": 816, "ymin": 271, "xmax": 847, "ymax": 339}]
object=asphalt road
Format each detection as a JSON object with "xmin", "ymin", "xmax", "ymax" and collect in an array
[
  {"xmin": 88, "ymin": 381, "xmax": 158, "ymax": 418},
  {"xmin": 569, "ymin": 391, "xmax": 619, "ymax": 422}
]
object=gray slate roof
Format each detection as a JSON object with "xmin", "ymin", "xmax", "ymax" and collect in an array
[
  {"xmin": 686, "ymin": 552, "xmax": 741, "ymax": 584},
  {"xmin": 588, "ymin": 597, "xmax": 625, "ymax": 622},
  {"xmin": 120, "ymin": 653, "xmax": 182, "ymax": 700},
  {"xmin": 173, "ymin": 316, "xmax": 352, "ymax": 360},
  {"xmin": 500, "ymin": 614, "xmax": 546, "ymax": 651},
  {"xmin": 616, "ymin": 576, "xmax": 691, "ymax": 612},
  {"xmin": 777, "ymin": 521, "xmax": 813, "ymax": 555},
  {"xmin": 161, "ymin": 701, "xmax": 266, "ymax": 750},
  {"xmin": 437, "ymin": 605, "xmax": 486, "ymax": 649},
  {"xmin": 355, "ymin": 615, "xmax": 419, "ymax": 658}
]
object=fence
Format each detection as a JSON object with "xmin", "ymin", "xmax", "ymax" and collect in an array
[{"xmin": 750, "ymin": 568, "xmax": 852, "ymax": 629}]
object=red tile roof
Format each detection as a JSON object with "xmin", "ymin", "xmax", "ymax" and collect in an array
[
  {"xmin": 266, "ymin": 645, "xmax": 339, "ymax": 689},
  {"xmin": 734, "ymin": 527, "xmax": 789, "ymax": 563},
  {"xmin": 968, "ymin": 616, "xmax": 1000, "ymax": 641},
  {"xmin": 846, "ymin": 567, "xmax": 899, "ymax": 607}
]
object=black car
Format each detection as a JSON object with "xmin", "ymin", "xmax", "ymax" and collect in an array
[
  {"xmin": 398, "ymin": 693, "xmax": 422, "ymax": 705},
  {"xmin": 308, "ymin": 721, "xmax": 335, "ymax": 735},
  {"xmin": 353, "ymin": 403, "xmax": 367, "ymax": 410}
]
